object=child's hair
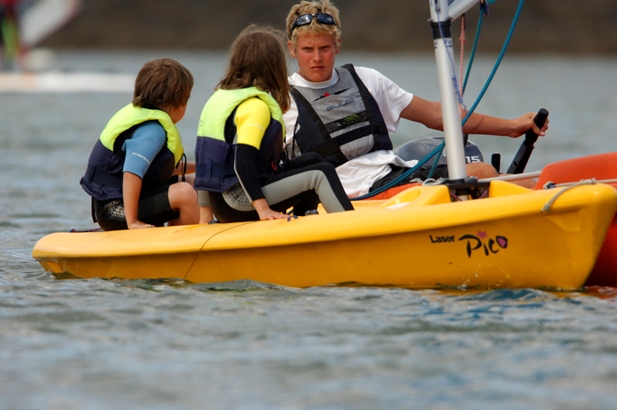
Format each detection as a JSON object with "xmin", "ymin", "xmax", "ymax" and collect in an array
[
  {"xmin": 217, "ymin": 25, "xmax": 290, "ymax": 113},
  {"xmin": 132, "ymin": 58, "xmax": 194, "ymax": 110},
  {"xmin": 286, "ymin": 0, "xmax": 341, "ymax": 50}
]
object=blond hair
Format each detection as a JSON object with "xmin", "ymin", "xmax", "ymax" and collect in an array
[
  {"xmin": 132, "ymin": 58, "xmax": 193, "ymax": 110},
  {"xmin": 285, "ymin": 0, "xmax": 342, "ymax": 50},
  {"xmin": 218, "ymin": 25, "xmax": 290, "ymax": 113}
]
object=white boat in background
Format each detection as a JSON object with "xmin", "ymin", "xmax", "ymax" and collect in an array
[
  {"xmin": 19, "ymin": 0, "xmax": 82, "ymax": 50},
  {"xmin": 0, "ymin": 0, "xmax": 134, "ymax": 93},
  {"xmin": 0, "ymin": 70, "xmax": 134, "ymax": 93},
  {"xmin": 0, "ymin": 0, "xmax": 131, "ymax": 93},
  {"xmin": 0, "ymin": 0, "xmax": 133, "ymax": 93}
]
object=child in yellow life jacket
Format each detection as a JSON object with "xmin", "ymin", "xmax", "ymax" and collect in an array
[
  {"xmin": 80, "ymin": 58, "xmax": 199, "ymax": 230},
  {"xmin": 194, "ymin": 25, "xmax": 353, "ymax": 223}
]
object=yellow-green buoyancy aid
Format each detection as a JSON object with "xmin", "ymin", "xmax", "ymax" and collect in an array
[
  {"xmin": 101, "ymin": 103, "xmax": 184, "ymax": 165},
  {"xmin": 197, "ymin": 87, "xmax": 285, "ymax": 142},
  {"xmin": 81, "ymin": 104, "xmax": 185, "ymax": 202},
  {"xmin": 194, "ymin": 88, "xmax": 286, "ymax": 193}
]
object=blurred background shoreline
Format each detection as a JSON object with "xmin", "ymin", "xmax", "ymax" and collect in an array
[
  {"xmin": 32, "ymin": 0, "xmax": 617, "ymax": 54},
  {"xmin": 3, "ymin": 0, "xmax": 616, "ymax": 75}
]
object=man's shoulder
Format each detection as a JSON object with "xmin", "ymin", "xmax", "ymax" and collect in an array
[
  {"xmin": 342, "ymin": 64, "xmax": 381, "ymax": 75},
  {"xmin": 342, "ymin": 65, "xmax": 384, "ymax": 84}
]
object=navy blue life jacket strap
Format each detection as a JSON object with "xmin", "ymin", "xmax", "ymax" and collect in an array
[{"xmin": 196, "ymin": 162, "xmax": 236, "ymax": 180}]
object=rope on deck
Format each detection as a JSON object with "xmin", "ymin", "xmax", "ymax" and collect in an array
[
  {"xmin": 543, "ymin": 178, "xmax": 617, "ymax": 189},
  {"xmin": 541, "ymin": 179, "xmax": 602, "ymax": 213}
]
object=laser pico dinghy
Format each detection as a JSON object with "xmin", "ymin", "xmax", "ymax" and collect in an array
[
  {"xmin": 31, "ymin": 0, "xmax": 617, "ymax": 290},
  {"xmin": 32, "ymin": 181, "xmax": 617, "ymax": 290}
]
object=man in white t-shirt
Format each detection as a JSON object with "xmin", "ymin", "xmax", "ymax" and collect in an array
[{"xmin": 283, "ymin": 0, "xmax": 549, "ymax": 197}]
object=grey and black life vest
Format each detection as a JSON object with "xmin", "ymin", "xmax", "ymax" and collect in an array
[{"xmin": 289, "ymin": 64, "xmax": 392, "ymax": 167}]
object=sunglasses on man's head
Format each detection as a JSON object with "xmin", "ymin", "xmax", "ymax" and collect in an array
[{"xmin": 290, "ymin": 13, "xmax": 337, "ymax": 33}]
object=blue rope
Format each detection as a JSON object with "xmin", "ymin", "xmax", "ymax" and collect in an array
[
  {"xmin": 462, "ymin": 9, "xmax": 486, "ymax": 94},
  {"xmin": 351, "ymin": 142, "xmax": 445, "ymax": 201},
  {"xmin": 461, "ymin": 0, "xmax": 525, "ymax": 126}
]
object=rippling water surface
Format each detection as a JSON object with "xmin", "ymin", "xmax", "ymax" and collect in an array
[{"xmin": 1, "ymin": 50, "xmax": 617, "ymax": 409}]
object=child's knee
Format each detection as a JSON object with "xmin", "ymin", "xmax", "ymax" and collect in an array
[{"xmin": 171, "ymin": 182, "xmax": 197, "ymax": 203}]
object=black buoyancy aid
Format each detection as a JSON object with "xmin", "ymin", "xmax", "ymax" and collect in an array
[
  {"xmin": 80, "ymin": 105, "xmax": 182, "ymax": 202},
  {"xmin": 290, "ymin": 64, "xmax": 391, "ymax": 167},
  {"xmin": 194, "ymin": 88, "xmax": 286, "ymax": 193}
]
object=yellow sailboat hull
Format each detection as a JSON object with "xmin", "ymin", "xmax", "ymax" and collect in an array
[{"xmin": 32, "ymin": 181, "xmax": 617, "ymax": 290}]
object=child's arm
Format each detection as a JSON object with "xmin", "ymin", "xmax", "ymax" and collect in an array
[
  {"xmin": 197, "ymin": 190, "xmax": 214, "ymax": 224},
  {"xmin": 121, "ymin": 121, "xmax": 166, "ymax": 229},
  {"xmin": 174, "ymin": 161, "xmax": 196, "ymax": 175},
  {"xmin": 199, "ymin": 206, "xmax": 214, "ymax": 224},
  {"xmin": 123, "ymin": 172, "xmax": 153, "ymax": 229},
  {"xmin": 234, "ymin": 98, "xmax": 286, "ymax": 220},
  {"xmin": 252, "ymin": 198, "xmax": 287, "ymax": 220}
]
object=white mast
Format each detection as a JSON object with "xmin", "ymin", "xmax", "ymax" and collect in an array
[
  {"xmin": 428, "ymin": 0, "xmax": 479, "ymax": 182},
  {"xmin": 448, "ymin": 0, "xmax": 482, "ymax": 20}
]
